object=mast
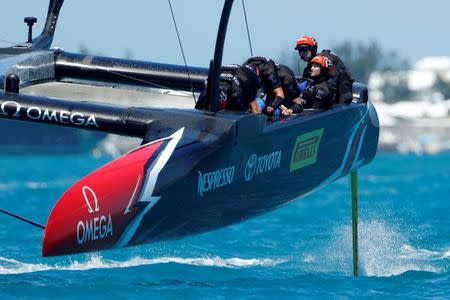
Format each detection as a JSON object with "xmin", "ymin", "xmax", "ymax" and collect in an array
[
  {"xmin": 32, "ymin": 0, "xmax": 65, "ymax": 49},
  {"xmin": 206, "ymin": 0, "xmax": 234, "ymax": 112}
]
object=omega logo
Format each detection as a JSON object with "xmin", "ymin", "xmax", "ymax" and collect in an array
[
  {"xmin": 76, "ymin": 186, "xmax": 113, "ymax": 245},
  {"xmin": 82, "ymin": 186, "xmax": 99, "ymax": 213},
  {"xmin": 0, "ymin": 100, "xmax": 99, "ymax": 127},
  {"xmin": 0, "ymin": 101, "xmax": 21, "ymax": 117}
]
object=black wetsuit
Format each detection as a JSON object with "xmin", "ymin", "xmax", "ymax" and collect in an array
[
  {"xmin": 277, "ymin": 64, "xmax": 301, "ymax": 107},
  {"xmin": 301, "ymin": 77, "xmax": 335, "ymax": 110},
  {"xmin": 244, "ymin": 56, "xmax": 284, "ymax": 109},
  {"xmin": 195, "ymin": 64, "xmax": 259, "ymax": 111},
  {"xmin": 244, "ymin": 56, "xmax": 281, "ymax": 91},
  {"xmin": 302, "ymin": 50, "xmax": 354, "ymax": 104}
]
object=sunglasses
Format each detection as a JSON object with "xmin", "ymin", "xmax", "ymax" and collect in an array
[{"xmin": 297, "ymin": 48, "xmax": 311, "ymax": 53}]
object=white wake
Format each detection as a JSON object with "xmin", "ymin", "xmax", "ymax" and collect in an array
[{"xmin": 0, "ymin": 255, "xmax": 285, "ymax": 275}]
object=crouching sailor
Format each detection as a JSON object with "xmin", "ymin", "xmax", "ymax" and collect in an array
[
  {"xmin": 195, "ymin": 64, "xmax": 261, "ymax": 114},
  {"xmin": 243, "ymin": 56, "xmax": 285, "ymax": 116},
  {"xmin": 275, "ymin": 63, "xmax": 304, "ymax": 116}
]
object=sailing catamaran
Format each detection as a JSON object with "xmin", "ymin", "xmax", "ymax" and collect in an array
[{"xmin": 0, "ymin": 0, "xmax": 379, "ymax": 262}]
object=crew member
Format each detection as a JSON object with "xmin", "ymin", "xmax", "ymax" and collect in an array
[
  {"xmin": 276, "ymin": 64, "xmax": 303, "ymax": 116},
  {"xmin": 195, "ymin": 64, "xmax": 261, "ymax": 113},
  {"xmin": 295, "ymin": 35, "xmax": 354, "ymax": 104},
  {"xmin": 243, "ymin": 56, "xmax": 285, "ymax": 115},
  {"xmin": 299, "ymin": 55, "xmax": 335, "ymax": 110}
]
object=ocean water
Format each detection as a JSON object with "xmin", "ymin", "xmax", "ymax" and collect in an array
[{"xmin": 0, "ymin": 152, "xmax": 449, "ymax": 299}]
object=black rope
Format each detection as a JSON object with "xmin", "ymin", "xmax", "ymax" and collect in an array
[
  {"xmin": 167, "ymin": 0, "xmax": 197, "ymax": 104},
  {"xmin": 0, "ymin": 38, "xmax": 19, "ymax": 46},
  {"xmin": 102, "ymin": 68, "xmax": 193, "ymax": 97},
  {"xmin": 0, "ymin": 208, "xmax": 45, "ymax": 230},
  {"xmin": 241, "ymin": 0, "xmax": 253, "ymax": 56}
]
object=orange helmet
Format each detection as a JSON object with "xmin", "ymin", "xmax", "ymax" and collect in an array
[
  {"xmin": 295, "ymin": 35, "xmax": 318, "ymax": 52},
  {"xmin": 310, "ymin": 55, "xmax": 333, "ymax": 74}
]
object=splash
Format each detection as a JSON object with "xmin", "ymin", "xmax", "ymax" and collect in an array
[
  {"xmin": 357, "ymin": 220, "xmax": 444, "ymax": 276},
  {"xmin": 0, "ymin": 254, "xmax": 285, "ymax": 275},
  {"xmin": 326, "ymin": 219, "xmax": 447, "ymax": 277},
  {"xmin": 302, "ymin": 219, "xmax": 448, "ymax": 277}
]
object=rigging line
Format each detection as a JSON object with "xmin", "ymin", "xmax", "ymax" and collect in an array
[
  {"xmin": 167, "ymin": 0, "xmax": 197, "ymax": 104},
  {"xmin": 101, "ymin": 68, "xmax": 193, "ymax": 97},
  {"xmin": 0, "ymin": 38, "xmax": 55, "ymax": 52},
  {"xmin": 241, "ymin": 0, "xmax": 253, "ymax": 56},
  {"xmin": 0, "ymin": 38, "xmax": 21, "ymax": 46},
  {"xmin": 0, "ymin": 208, "xmax": 45, "ymax": 230}
]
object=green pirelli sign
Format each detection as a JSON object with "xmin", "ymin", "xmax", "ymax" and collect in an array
[{"xmin": 290, "ymin": 128, "xmax": 324, "ymax": 171}]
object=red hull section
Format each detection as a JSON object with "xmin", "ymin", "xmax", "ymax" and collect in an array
[{"xmin": 42, "ymin": 141, "xmax": 163, "ymax": 256}]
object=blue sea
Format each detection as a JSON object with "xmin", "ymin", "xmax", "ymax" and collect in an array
[{"xmin": 0, "ymin": 152, "xmax": 449, "ymax": 299}]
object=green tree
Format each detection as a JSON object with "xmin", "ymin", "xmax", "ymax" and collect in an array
[{"xmin": 331, "ymin": 40, "xmax": 410, "ymax": 83}]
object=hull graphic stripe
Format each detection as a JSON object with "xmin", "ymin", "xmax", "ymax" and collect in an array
[
  {"xmin": 114, "ymin": 127, "xmax": 184, "ymax": 248},
  {"xmin": 124, "ymin": 175, "xmax": 141, "ymax": 215}
]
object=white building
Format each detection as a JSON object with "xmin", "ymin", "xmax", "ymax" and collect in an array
[
  {"xmin": 368, "ymin": 56, "xmax": 450, "ymax": 102},
  {"xmin": 368, "ymin": 57, "xmax": 450, "ymax": 154}
]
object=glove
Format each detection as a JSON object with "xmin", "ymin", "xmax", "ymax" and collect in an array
[
  {"xmin": 269, "ymin": 96, "xmax": 284, "ymax": 110},
  {"xmin": 290, "ymin": 104, "xmax": 303, "ymax": 113}
]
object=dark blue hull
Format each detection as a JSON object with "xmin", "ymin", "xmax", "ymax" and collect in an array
[
  {"xmin": 41, "ymin": 101, "xmax": 379, "ymax": 256},
  {"xmin": 130, "ymin": 102, "xmax": 379, "ymax": 246}
]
